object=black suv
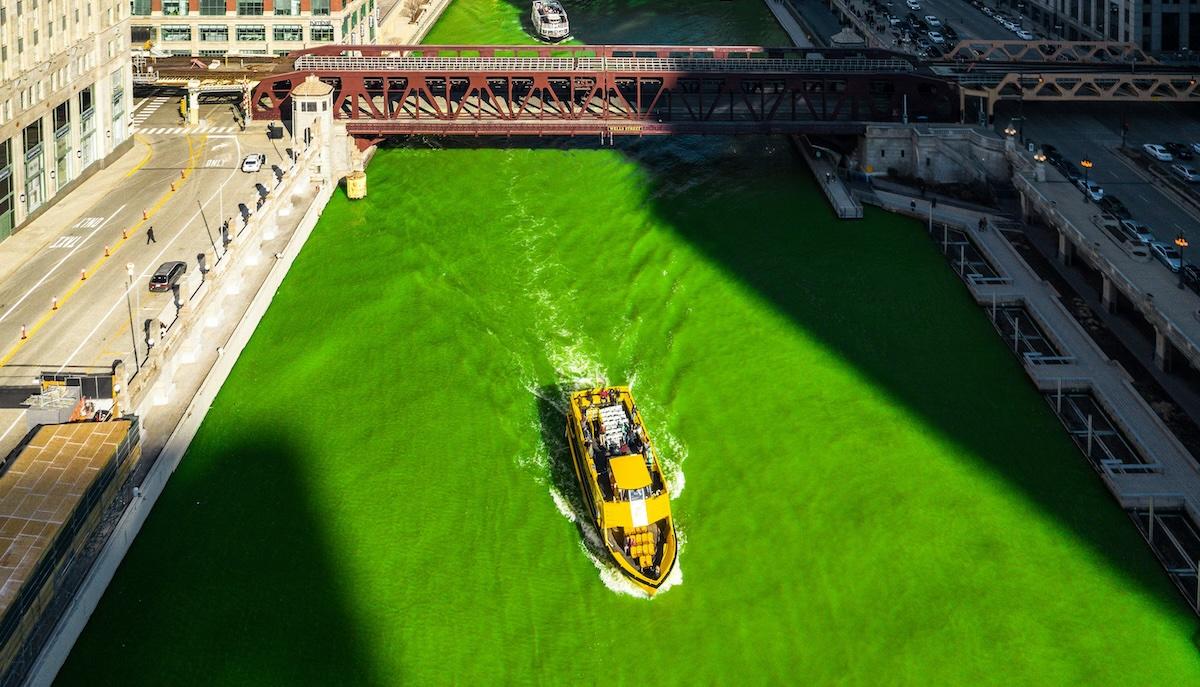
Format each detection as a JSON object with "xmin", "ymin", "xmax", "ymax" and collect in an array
[
  {"xmin": 149, "ymin": 261, "xmax": 187, "ymax": 292},
  {"xmin": 1165, "ymin": 142, "xmax": 1195, "ymax": 161},
  {"xmin": 1099, "ymin": 195, "xmax": 1132, "ymax": 219}
]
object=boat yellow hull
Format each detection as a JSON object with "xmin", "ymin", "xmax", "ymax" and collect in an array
[{"xmin": 564, "ymin": 386, "xmax": 678, "ymax": 596}]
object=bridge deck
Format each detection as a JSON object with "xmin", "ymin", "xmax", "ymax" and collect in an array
[{"xmin": 292, "ymin": 55, "xmax": 917, "ymax": 74}]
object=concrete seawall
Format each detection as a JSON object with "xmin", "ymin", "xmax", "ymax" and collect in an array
[{"xmin": 24, "ymin": 151, "xmax": 338, "ymax": 686}]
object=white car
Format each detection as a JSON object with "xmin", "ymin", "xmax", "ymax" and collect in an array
[
  {"xmin": 1172, "ymin": 164, "xmax": 1200, "ymax": 182},
  {"xmin": 1015, "ymin": 29, "xmax": 1034, "ymax": 40},
  {"xmin": 982, "ymin": 6, "xmax": 994, "ymax": 15},
  {"xmin": 1191, "ymin": 142, "xmax": 1200, "ymax": 155},
  {"xmin": 1150, "ymin": 241, "xmax": 1183, "ymax": 272},
  {"xmin": 241, "ymin": 153, "xmax": 266, "ymax": 173},
  {"xmin": 906, "ymin": 0, "xmax": 921, "ymax": 9},
  {"xmin": 1143, "ymin": 143, "xmax": 1173, "ymax": 162},
  {"xmin": 924, "ymin": 15, "xmax": 941, "ymax": 27},
  {"xmin": 1076, "ymin": 178, "xmax": 1104, "ymax": 201},
  {"xmin": 928, "ymin": 31, "xmax": 945, "ymax": 44}
]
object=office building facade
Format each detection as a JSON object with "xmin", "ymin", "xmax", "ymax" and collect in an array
[
  {"xmin": 0, "ymin": 0, "xmax": 133, "ymax": 238},
  {"xmin": 129, "ymin": 0, "xmax": 378, "ymax": 57}
]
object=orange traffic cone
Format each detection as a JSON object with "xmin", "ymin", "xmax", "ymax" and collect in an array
[{"xmin": 143, "ymin": 209, "xmax": 148, "ymax": 220}]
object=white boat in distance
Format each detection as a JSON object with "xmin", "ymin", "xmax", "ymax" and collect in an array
[{"xmin": 531, "ymin": 0, "xmax": 570, "ymax": 41}]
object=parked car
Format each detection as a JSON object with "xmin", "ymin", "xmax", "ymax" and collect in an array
[
  {"xmin": 149, "ymin": 261, "xmax": 187, "ymax": 292},
  {"xmin": 241, "ymin": 153, "xmax": 266, "ymax": 173},
  {"xmin": 928, "ymin": 31, "xmax": 946, "ymax": 43},
  {"xmin": 1191, "ymin": 142, "xmax": 1200, "ymax": 155},
  {"xmin": 1150, "ymin": 241, "xmax": 1183, "ymax": 271},
  {"xmin": 982, "ymin": 6, "xmax": 994, "ymax": 15},
  {"xmin": 1015, "ymin": 29, "xmax": 1034, "ymax": 40},
  {"xmin": 1164, "ymin": 142, "xmax": 1195, "ymax": 160},
  {"xmin": 1183, "ymin": 264, "xmax": 1200, "ymax": 294},
  {"xmin": 1143, "ymin": 143, "xmax": 1174, "ymax": 162},
  {"xmin": 1093, "ymin": 215, "xmax": 1152, "ymax": 261},
  {"xmin": 1098, "ymin": 195, "xmax": 1131, "ymax": 219},
  {"xmin": 906, "ymin": 0, "xmax": 921, "ymax": 9},
  {"xmin": 924, "ymin": 15, "xmax": 941, "ymax": 26},
  {"xmin": 1119, "ymin": 219, "xmax": 1156, "ymax": 244},
  {"xmin": 943, "ymin": 25, "xmax": 959, "ymax": 40},
  {"xmin": 1172, "ymin": 163, "xmax": 1200, "ymax": 182},
  {"xmin": 1076, "ymin": 179, "xmax": 1104, "ymax": 201}
]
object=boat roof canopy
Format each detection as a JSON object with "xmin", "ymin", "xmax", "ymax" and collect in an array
[
  {"xmin": 602, "ymin": 493, "xmax": 670, "ymax": 529},
  {"xmin": 610, "ymin": 454, "xmax": 651, "ymax": 490}
]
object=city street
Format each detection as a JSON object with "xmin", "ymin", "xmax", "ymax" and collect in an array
[
  {"xmin": 1002, "ymin": 102, "xmax": 1200, "ymax": 241},
  {"xmin": 0, "ymin": 94, "xmax": 290, "ymax": 455}
]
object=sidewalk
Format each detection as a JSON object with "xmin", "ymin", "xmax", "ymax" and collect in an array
[
  {"xmin": 0, "ymin": 139, "xmax": 152, "ymax": 287},
  {"xmin": 764, "ymin": 0, "xmax": 815, "ymax": 48},
  {"xmin": 378, "ymin": 0, "xmax": 453, "ymax": 43}
]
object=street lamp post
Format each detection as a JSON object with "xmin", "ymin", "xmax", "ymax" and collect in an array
[
  {"xmin": 125, "ymin": 263, "xmax": 140, "ymax": 373},
  {"xmin": 1004, "ymin": 123, "xmax": 1017, "ymax": 151},
  {"xmin": 1033, "ymin": 149, "xmax": 1047, "ymax": 182},
  {"xmin": 1176, "ymin": 232, "xmax": 1189, "ymax": 289},
  {"xmin": 1080, "ymin": 155, "xmax": 1094, "ymax": 202}
]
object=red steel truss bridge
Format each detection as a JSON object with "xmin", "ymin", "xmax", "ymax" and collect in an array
[{"xmin": 246, "ymin": 44, "xmax": 961, "ymax": 141}]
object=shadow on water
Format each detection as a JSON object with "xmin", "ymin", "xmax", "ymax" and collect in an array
[
  {"xmin": 383, "ymin": 126, "xmax": 1200, "ymax": 623},
  {"xmin": 533, "ymin": 384, "xmax": 615, "ymax": 567},
  {"xmin": 54, "ymin": 431, "xmax": 381, "ymax": 685}
]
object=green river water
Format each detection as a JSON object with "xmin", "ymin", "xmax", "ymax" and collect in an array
[{"xmin": 57, "ymin": 0, "xmax": 1200, "ymax": 683}]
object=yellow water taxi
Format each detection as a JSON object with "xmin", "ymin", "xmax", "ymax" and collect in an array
[{"xmin": 565, "ymin": 386, "xmax": 677, "ymax": 595}]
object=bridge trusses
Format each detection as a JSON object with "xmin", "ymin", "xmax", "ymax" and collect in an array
[
  {"xmin": 943, "ymin": 40, "xmax": 1156, "ymax": 65},
  {"xmin": 249, "ymin": 44, "xmax": 960, "ymax": 138}
]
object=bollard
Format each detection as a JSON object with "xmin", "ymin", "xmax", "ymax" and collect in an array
[
  {"xmin": 51, "ymin": 297, "xmax": 58, "ymax": 311},
  {"xmin": 180, "ymin": 169, "xmax": 186, "ymax": 179},
  {"xmin": 170, "ymin": 181, "xmax": 176, "ymax": 192},
  {"xmin": 122, "ymin": 228, "xmax": 128, "ymax": 240},
  {"xmin": 104, "ymin": 245, "xmax": 111, "ymax": 257},
  {"xmin": 143, "ymin": 209, "xmax": 148, "ymax": 220},
  {"xmin": 20, "ymin": 325, "xmax": 26, "ymax": 340},
  {"xmin": 80, "ymin": 269, "xmax": 87, "ymax": 281}
]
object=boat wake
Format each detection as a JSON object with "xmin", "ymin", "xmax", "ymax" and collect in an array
[{"xmin": 551, "ymin": 485, "xmax": 684, "ymax": 599}]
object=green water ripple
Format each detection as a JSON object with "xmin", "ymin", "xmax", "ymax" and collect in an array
[{"xmin": 55, "ymin": 0, "xmax": 1200, "ymax": 684}]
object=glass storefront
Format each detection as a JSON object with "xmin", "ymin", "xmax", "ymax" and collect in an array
[
  {"xmin": 110, "ymin": 69, "xmax": 125, "ymax": 144},
  {"xmin": 23, "ymin": 122, "xmax": 44, "ymax": 213},
  {"xmin": 80, "ymin": 86, "xmax": 96, "ymax": 168},
  {"xmin": 0, "ymin": 139, "xmax": 12, "ymax": 239},
  {"xmin": 53, "ymin": 101, "xmax": 70, "ymax": 192}
]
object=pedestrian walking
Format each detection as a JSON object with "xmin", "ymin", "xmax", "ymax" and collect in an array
[{"xmin": 146, "ymin": 226, "xmax": 156, "ymax": 244}]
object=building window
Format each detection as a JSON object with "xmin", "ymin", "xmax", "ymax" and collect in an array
[
  {"xmin": 199, "ymin": 24, "xmax": 229, "ymax": 41},
  {"xmin": 236, "ymin": 25, "xmax": 266, "ymax": 41},
  {"xmin": 131, "ymin": 25, "xmax": 154, "ymax": 43},
  {"xmin": 273, "ymin": 24, "xmax": 302, "ymax": 41},
  {"xmin": 131, "ymin": 0, "xmax": 151, "ymax": 15},
  {"xmin": 311, "ymin": 0, "xmax": 330, "ymax": 16},
  {"xmin": 236, "ymin": 0, "xmax": 262, "ymax": 15},
  {"xmin": 199, "ymin": 0, "xmax": 226, "ymax": 16},
  {"xmin": 162, "ymin": 0, "xmax": 188, "ymax": 15},
  {"xmin": 274, "ymin": 0, "xmax": 298, "ymax": 14},
  {"xmin": 310, "ymin": 23, "xmax": 333, "ymax": 41},
  {"xmin": 162, "ymin": 25, "xmax": 192, "ymax": 41}
]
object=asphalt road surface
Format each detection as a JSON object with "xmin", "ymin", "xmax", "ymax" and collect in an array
[{"xmin": 0, "ymin": 96, "xmax": 289, "ymax": 453}]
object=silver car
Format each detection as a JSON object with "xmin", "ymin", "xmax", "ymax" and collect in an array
[
  {"xmin": 1171, "ymin": 164, "xmax": 1200, "ymax": 182},
  {"xmin": 1119, "ymin": 219, "xmax": 1156, "ymax": 244},
  {"xmin": 1150, "ymin": 241, "xmax": 1183, "ymax": 272}
]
